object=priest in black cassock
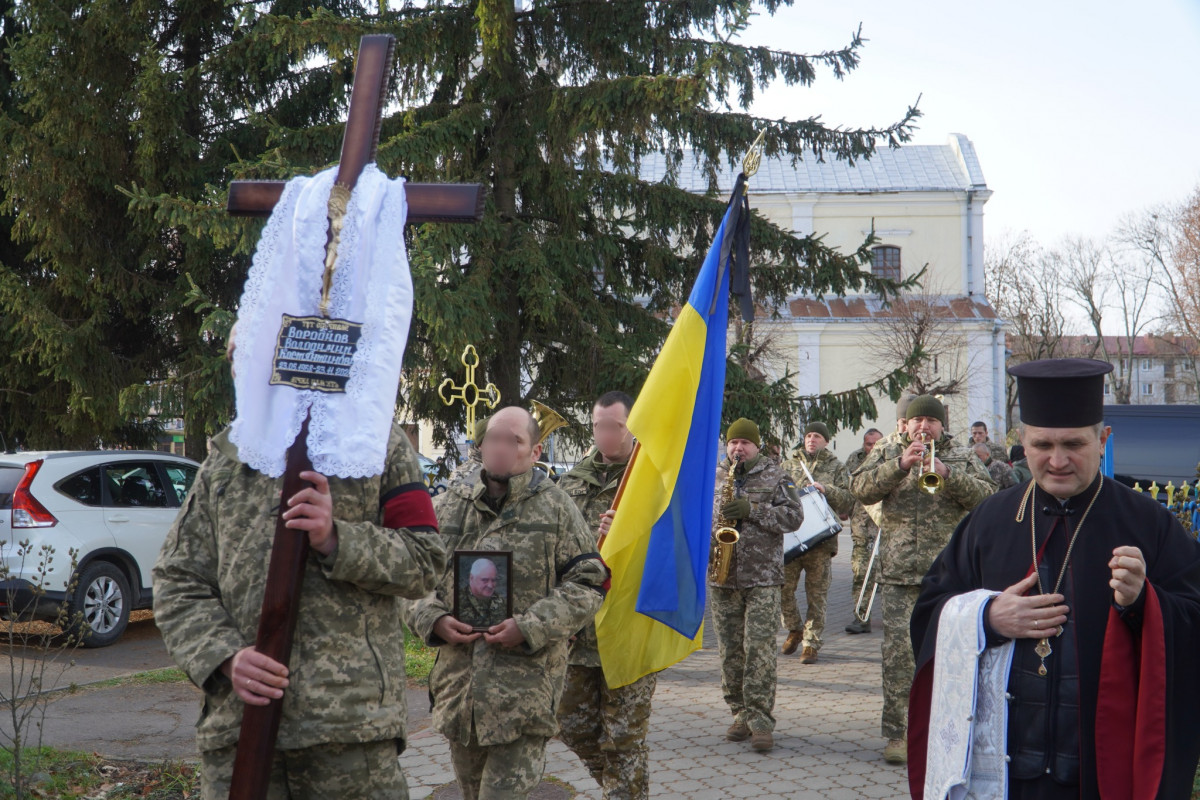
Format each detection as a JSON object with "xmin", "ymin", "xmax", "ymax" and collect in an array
[{"xmin": 908, "ymin": 358, "xmax": 1200, "ymax": 800}]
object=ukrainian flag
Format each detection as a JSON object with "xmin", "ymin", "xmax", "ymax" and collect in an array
[{"xmin": 595, "ymin": 177, "xmax": 749, "ymax": 689}]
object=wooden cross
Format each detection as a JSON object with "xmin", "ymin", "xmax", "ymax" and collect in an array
[
  {"xmin": 226, "ymin": 35, "xmax": 484, "ymax": 800},
  {"xmin": 438, "ymin": 344, "xmax": 501, "ymax": 444}
]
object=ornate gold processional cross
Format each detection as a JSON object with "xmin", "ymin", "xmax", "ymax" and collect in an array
[{"xmin": 438, "ymin": 344, "xmax": 501, "ymax": 443}]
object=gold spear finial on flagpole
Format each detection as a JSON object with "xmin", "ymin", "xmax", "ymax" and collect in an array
[{"xmin": 741, "ymin": 130, "xmax": 767, "ymax": 191}]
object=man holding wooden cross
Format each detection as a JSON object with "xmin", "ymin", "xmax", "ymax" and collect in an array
[{"xmin": 154, "ymin": 35, "xmax": 484, "ymax": 800}]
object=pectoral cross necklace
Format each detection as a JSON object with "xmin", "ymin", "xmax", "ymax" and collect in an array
[{"xmin": 1021, "ymin": 478, "xmax": 1104, "ymax": 676}]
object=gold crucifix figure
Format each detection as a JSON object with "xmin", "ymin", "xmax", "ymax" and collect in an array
[{"xmin": 439, "ymin": 344, "xmax": 501, "ymax": 443}]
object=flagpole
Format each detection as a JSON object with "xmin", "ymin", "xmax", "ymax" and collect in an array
[{"xmin": 596, "ymin": 441, "xmax": 640, "ymax": 551}]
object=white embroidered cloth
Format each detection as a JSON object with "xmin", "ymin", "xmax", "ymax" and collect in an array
[
  {"xmin": 230, "ymin": 164, "xmax": 412, "ymax": 478},
  {"xmin": 925, "ymin": 589, "xmax": 1015, "ymax": 800}
]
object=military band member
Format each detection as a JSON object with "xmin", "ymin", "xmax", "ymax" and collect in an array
[
  {"xmin": 779, "ymin": 422, "xmax": 855, "ymax": 663},
  {"xmin": 404, "ymin": 406, "xmax": 608, "ymax": 800},
  {"xmin": 969, "ymin": 420, "xmax": 1010, "ymax": 464},
  {"xmin": 709, "ymin": 418, "xmax": 804, "ymax": 752},
  {"xmin": 850, "ymin": 394, "xmax": 995, "ymax": 764},
  {"xmin": 973, "ymin": 441, "xmax": 1018, "ymax": 491}
]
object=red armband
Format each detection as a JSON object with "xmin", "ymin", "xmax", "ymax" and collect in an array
[{"xmin": 380, "ymin": 482, "xmax": 438, "ymax": 531}]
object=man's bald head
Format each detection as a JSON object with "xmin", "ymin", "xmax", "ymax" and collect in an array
[{"xmin": 480, "ymin": 405, "xmax": 543, "ymax": 481}]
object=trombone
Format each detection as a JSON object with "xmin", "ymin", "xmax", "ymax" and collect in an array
[{"xmin": 854, "ymin": 530, "xmax": 880, "ymax": 623}]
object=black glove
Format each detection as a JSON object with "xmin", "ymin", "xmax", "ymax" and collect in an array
[{"xmin": 721, "ymin": 497, "xmax": 751, "ymax": 520}]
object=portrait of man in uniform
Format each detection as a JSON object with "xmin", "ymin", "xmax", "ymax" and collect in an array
[{"xmin": 454, "ymin": 551, "xmax": 512, "ymax": 631}]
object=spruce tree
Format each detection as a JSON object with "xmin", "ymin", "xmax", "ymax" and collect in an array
[{"xmin": 4, "ymin": 1, "xmax": 922, "ymax": 453}]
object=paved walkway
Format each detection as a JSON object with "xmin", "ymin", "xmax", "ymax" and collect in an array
[
  {"xmin": 403, "ymin": 532, "xmax": 910, "ymax": 798},
  {"xmin": 2, "ymin": 531, "xmax": 910, "ymax": 797}
]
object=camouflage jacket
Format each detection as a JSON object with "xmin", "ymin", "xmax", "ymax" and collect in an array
[
  {"xmin": 446, "ymin": 449, "xmax": 483, "ymax": 499},
  {"xmin": 845, "ymin": 447, "xmax": 882, "ymax": 536},
  {"xmin": 983, "ymin": 457, "xmax": 1018, "ymax": 490},
  {"xmin": 152, "ymin": 425, "xmax": 446, "ymax": 753},
  {"xmin": 983, "ymin": 438, "xmax": 1009, "ymax": 464},
  {"xmin": 557, "ymin": 449, "xmax": 627, "ymax": 668},
  {"xmin": 708, "ymin": 455, "xmax": 804, "ymax": 589},
  {"xmin": 849, "ymin": 433, "xmax": 996, "ymax": 585},
  {"xmin": 458, "ymin": 592, "xmax": 507, "ymax": 629},
  {"xmin": 403, "ymin": 468, "xmax": 607, "ymax": 747},
  {"xmin": 780, "ymin": 447, "xmax": 854, "ymax": 556}
]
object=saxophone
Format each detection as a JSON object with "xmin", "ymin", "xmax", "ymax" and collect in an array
[{"xmin": 709, "ymin": 455, "xmax": 742, "ymax": 583}]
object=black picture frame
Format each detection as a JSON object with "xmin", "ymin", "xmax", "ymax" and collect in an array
[{"xmin": 453, "ymin": 550, "xmax": 513, "ymax": 632}]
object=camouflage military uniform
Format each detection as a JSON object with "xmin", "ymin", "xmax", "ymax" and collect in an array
[
  {"xmin": 458, "ymin": 591, "xmax": 507, "ymax": 629},
  {"xmin": 849, "ymin": 433, "xmax": 996, "ymax": 740},
  {"xmin": 404, "ymin": 468, "xmax": 607, "ymax": 800},
  {"xmin": 983, "ymin": 437, "xmax": 1009, "ymax": 464},
  {"xmin": 1011, "ymin": 458, "xmax": 1032, "ymax": 485},
  {"xmin": 778, "ymin": 448, "xmax": 854, "ymax": 651},
  {"xmin": 153, "ymin": 425, "xmax": 447, "ymax": 800},
  {"xmin": 982, "ymin": 455, "xmax": 1018, "ymax": 490},
  {"xmin": 446, "ymin": 449, "xmax": 483, "ymax": 499},
  {"xmin": 844, "ymin": 447, "xmax": 880, "ymax": 605},
  {"xmin": 556, "ymin": 450, "xmax": 657, "ymax": 800},
  {"xmin": 708, "ymin": 455, "xmax": 804, "ymax": 733}
]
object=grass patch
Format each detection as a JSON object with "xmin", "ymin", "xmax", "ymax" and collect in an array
[
  {"xmin": 404, "ymin": 623, "xmax": 436, "ymax": 685},
  {"xmin": 86, "ymin": 666, "xmax": 190, "ymax": 692},
  {"xmin": 0, "ymin": 747, "xmax": 199, "ymax": 799}
]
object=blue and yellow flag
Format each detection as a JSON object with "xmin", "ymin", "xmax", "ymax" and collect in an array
[{"xmin": 595, "ymin": 176, "xmax": 751, "ymax": 688}]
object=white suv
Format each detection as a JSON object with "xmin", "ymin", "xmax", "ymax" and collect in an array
[{"xmin": 0, "ymin": 450, "xmax": 199, "ymax": 647}]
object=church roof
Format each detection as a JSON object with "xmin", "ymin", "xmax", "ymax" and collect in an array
[
  {"xmin": 636, "ymin": 133, "xmax": 988, "ymax": 195},
  {"xmin": 782, "ymin": 294, "xmax": 998, "ymax": 322}
]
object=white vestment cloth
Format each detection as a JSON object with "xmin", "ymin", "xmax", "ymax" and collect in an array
[
  {"xmin": 230, "ymin": 163, "xmax": 411, "ymax": 478},
  {"xmin": 925, "ymin": 589, "xmax": 1016, "ymax": 800}
]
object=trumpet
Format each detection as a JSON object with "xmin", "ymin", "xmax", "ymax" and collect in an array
[
  {"xmin": 910, "ymin": 432, "xmax": 943, "ymax": 495},
  {"xmin": 710, "ymin": 455, "xmax": 742, "ymax": 583}
]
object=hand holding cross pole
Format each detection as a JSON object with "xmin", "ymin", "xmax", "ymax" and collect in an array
[{"xmin": 225, "ymin": 34, "xmax": 483, "ymax": 800}]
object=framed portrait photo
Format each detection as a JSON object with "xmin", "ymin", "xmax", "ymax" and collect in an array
[{"xmin": 453, "ymin": 550, "xmax": 513, "ymax": 632}]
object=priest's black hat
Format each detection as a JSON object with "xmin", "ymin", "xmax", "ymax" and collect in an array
[{"xmin": 1007, "ymin": 358, "xmax": 1114, "ymax": 427}]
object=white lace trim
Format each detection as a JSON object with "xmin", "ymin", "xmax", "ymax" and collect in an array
[{"xmin": 229, "ymin": 164, "xmax": 411, "ymax": 478}]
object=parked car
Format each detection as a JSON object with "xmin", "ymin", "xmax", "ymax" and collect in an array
[{"xmin": 0, "ymin": 450, "xmax": 200, "ymax": 647}]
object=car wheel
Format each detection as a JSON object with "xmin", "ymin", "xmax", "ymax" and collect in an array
[{"xmin": 67, "ymin": 561, "xmax": 131, "ymax": 648}]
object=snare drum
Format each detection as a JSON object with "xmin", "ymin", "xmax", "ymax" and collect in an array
[{"xmin": 783, "ymin": 486, "xmax": 842, "ymax": 563}]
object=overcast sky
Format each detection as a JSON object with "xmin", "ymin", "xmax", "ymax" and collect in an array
[{"xmin": 742, "ymin": 1, "xmax": 1200, "ymax": 247}]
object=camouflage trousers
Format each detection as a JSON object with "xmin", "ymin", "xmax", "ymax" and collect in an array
[
  {"xmin": 880, "ymin": 582, "xmax": 922, "ymax": 740},
  {"xmin": 710, "ymin": 584, "xmax": 780, "ymax": 733},
  {"xmin": 557, "ymin": 666, "xmax": 657, "ymax": 800},
  {"xmin": 200, "ymin": 739, "xmax": 407, "ymax": 800},
  {"xmin": 447, "ymin": 729, "xmax": 548, "ymax": 800},
  {"xmin": 780, "ymin": 541, "xmax": 834, "ymax": 651}
]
